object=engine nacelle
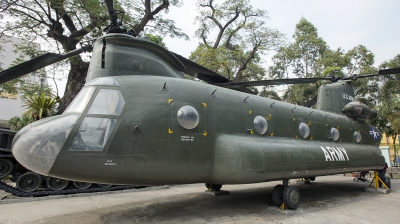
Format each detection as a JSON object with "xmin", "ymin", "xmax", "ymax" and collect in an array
[{"xmin": 342, "ymin": 101, "xmax": 377, "ymax": 122}]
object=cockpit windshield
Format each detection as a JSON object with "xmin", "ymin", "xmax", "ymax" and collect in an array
[{"xmin": 64, "ymin": 87, "xmax": 96, "ymax": 113}]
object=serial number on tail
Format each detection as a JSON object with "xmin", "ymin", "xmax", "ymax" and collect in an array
[{"xmin": 320, "ymin": 146, "xmax": 349, "ymax": 161}]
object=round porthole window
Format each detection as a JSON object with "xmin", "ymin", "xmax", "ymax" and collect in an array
[
  {"xmin": 177, "ymin": 105, "xmax": 199, "ymax": 129},
  {"xmin": 354, "ymin": 131, "xmax": 362, "ymax": 143},
  {"xmin": 254, "ymin": 116, "xmax": 268, "ymax": 135},
  {"xmin": 331, "ymin": 127, "xmax": 340, "ymax": 141},
  {"xmin": 299, "ymin": 123, "xmax": 310, "ymax": 139}
]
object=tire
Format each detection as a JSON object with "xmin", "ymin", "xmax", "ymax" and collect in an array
[
  {"xmin": 98, "ymin": 184, "xmax": 112, "ymax": 188},
  {"xmin": 46, "ymin": 177, "xmax": 69, "ymax": 191},
  {"xmin": 384, "ymin": 177, "xmax": 391, "ymax": 189},
  {"xmin": 16, "ymin": 172, "xmax": 42, "ymax": 192},
  {"xmin": 0, "ymin": 158, "xmax": 14, "ymax": 178},
  {"xmin": 283, "ymin": 186, "xmax": 300, "ymax": 210},
  {"xmin": 210, "ymin": 184, "xmax": 222, "ymax": 191},
  {"xmin": 309, "ymin": 177, "xmax": 316, "ymax": 181},
  {"xmin": 205, "ymin": 183, "xmax": 211, "ymax": 189},
  {"xmin": 73, "ymin": 181, "xmax": 92, "ymax": 189},
  {"xmin": 272, "ymin": 184, "xmax": 284, "ymax": 206}
]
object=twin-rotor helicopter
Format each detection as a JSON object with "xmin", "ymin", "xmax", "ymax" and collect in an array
[{"xmin": 1, "ymin": 0, "xmax": 399, "ymax": 209}]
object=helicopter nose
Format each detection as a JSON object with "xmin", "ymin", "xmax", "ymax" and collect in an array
[{"xmin": 12, "ymin": 114, "xmax": 79, "ymax": 176}]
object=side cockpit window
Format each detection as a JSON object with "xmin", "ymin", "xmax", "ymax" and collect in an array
[{"xmin": 69, "ymin": 117, "xmax": 117, "ymax": 151}]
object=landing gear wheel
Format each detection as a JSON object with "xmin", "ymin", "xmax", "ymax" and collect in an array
[
  {"xmin": 16, "ymin": 172, "xmax": 42, "ymax": 192},
  {"xmin": 46, "ymin": 177, "xmax": 69, "ymax": 191},
  {"xmin": 283, "ymin": 186, "xmax": 300, "ymax": 210},
  {"xmin": 384, "ymin": 177, "xmax": 391, "ymax": 189},
  {"xmin": 0, "ymin": 158, "xmax": 14, "ymax": 178},
  {"xmin": 309, "ymin": 177, "xmax": 316, "ymax": 181},
  {"xmin": 210, "ymin": 184, "xmax": 222, "ymax": 191},
  {"xmin": 272, "ymin": 184, "xmax": 284, "ymax": 206},
  {"xmin": 98, "ymin": 184, "xmax": 112, "ymax": 188},
  {"xmin": 205, "ymin": 183, "xmax": 211, "ymax": 189},
  {"xmin": 73, "ymin": 181, "xmax": 92, "ymax": 189}
]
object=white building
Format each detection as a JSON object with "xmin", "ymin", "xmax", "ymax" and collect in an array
[{"xmin": 0, "ymin": 36, "xmax": 47, "ymax": 128}]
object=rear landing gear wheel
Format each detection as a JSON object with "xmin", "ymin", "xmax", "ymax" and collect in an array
[
  {"xmin": 205, "ymin": 183, "xmax": 211, "ymax": 189},
  {"xmin": 47, "ymin": 177, "xmax": 69, "ymax": 191},
  {"xmin": 73, "ymin": 181, "xmax": 92, "ymax": 189},
  {"xmin": 16, "ymin": 172, "xmax": 42, "ymax": 192},
  {"xmin": 0, "ymin": 158, "xmax": 14, "ymax": 178},
  {"xmin": 210, "ymin": 184, "xmax": 222, "ymax": 191},
  {"xmin": 283, "ymin": 186, "xmax": 300, "ymax": 210},
  {"xmin": 272, "ymin": 184, "xmax": 284, "ymax": 206},
  {"xmin": 309, "ymin": 177, "xmax": 316, "ymax": 181}
]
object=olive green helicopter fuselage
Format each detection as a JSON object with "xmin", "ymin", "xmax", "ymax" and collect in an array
[{"xmin": 11, "ymin": 34, "xmax": 384, "ymax": 186}]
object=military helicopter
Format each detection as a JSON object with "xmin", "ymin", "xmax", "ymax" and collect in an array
[{"xmin": 1, "ymin": 0, "xmax": 399, "ymax": 209}]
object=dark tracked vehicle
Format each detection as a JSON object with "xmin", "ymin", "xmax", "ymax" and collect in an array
[{"xmin": 1, "ymin": 129, "xmax": 139, "ymax": 197}]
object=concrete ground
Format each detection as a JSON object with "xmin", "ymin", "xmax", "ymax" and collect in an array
[{"xmin": 0, "ymin": 175, "xmax": 399, "ymax": 224}]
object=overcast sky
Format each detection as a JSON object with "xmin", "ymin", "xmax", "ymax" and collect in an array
[{"xmin": 163, "ymin": 0, "xmax": 400, "ymax": 67}]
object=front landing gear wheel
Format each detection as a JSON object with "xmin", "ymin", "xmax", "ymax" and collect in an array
[
  {"xmin": 210, "ymin": 184, "xmax": 222, "ymax": 191},
  {"xmin": 0, "ymin": 158, "xmax": 14, "ymax": 178},
  {"xmin": 272, "ymin": 184, "xmax": 284, "ymax": 206},
  {"xmin": 47, "ymin": 177, "xmax": 69, "ymax": 191},
  {"xmin": 73, "ymin": 181, "xmax": 92, "ymax": 189},
  {"xmin": 283, "ymin": 186, "xmax": 300, "ymax": 210},
  {"xmin": 16, "ymin": 172, "xmax": 42, "ymax": 192}
]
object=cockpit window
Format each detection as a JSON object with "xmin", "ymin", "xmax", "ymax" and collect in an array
[
  {"xmin": 85, "ymin": 77, "xmax": 120, "ymax": 86},
  {"xmin": 87, "ymin": 89, "xmax": 125, "ymax": 115},
  {"xmin": 64, "ymin": 87, "xmax": 96, "ymax": 113},
  {"xmin": 68, "ymin": 117, "xmax": 117, "ymax": 151}
]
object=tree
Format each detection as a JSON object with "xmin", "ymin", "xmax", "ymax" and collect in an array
[
  {"xmin": 1, "ymin": 0, "xmax": 187, "ymax": 113},
  {"xmin": 191, "ymin": 0, "xmax": 284, "ymax": 83}
]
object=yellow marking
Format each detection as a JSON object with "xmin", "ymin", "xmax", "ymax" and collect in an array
[
  {"xmin": 292, "ymin": 118, "xmax": 296, "ymax": 121},
  {"xmin": 249, "ymin": 110, "xmax": 252, "ymax": 114},
  {"xmin": 326, "ymin": 124, "xmax": 329, "ymax": 126},
  {"xmin": 168, "ymin": 129, "xmax": 173, "ymax": 134},
  {"xmin": 337, "ymin": 126, "xmax": 340, "ymax": 130},
  {"xmin": 203, "ymin": 131, "xmax": 207, "ymax": 136},
  {"xmin": 266, "ymin": 114, "xmax": 272, "ymax": 120},
  {"xmin": 295, "ymin": 135, "xmax": 298, "ymax": 139},
  {"xmin": 250, "ymin": 129, "xmax": 254, "ymax": 134},
  {"xmin": 202, "ymin": 103, "xmax": 207, "ymax": 107},
  {"xmin": 270, "ymin": 133, "xmax": 274, "ymax": 136},
  {"xmin": 307, "ymin": 121, "xmax": 312, "ymax": 126},
  {"xmin": 280, "ymin": 203, "xmax": 286, "ymax": 210},
  {"xmin": 350, "ymin": 128, "xmax": 352, "ymax": 130},
  {"xmin": 168, "ymin": 99, "xmax": 173, "ymax": 103},
  {"xmin": 311, "ymin": 136, "xmax": 313, "ymax": 140}
]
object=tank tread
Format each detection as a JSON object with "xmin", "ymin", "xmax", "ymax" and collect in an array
[{"xmin": 0, "ymin": 180, "xmax": 144, "ymax": 197}]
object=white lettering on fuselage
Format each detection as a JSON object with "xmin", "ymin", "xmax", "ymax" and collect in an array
[
  {"xmin": 181, "ymin": 136, "xmax": 194, "ymax": 142},
  {"xmin": 342, "ymin": 93, "xmax": 354, "ymax": 101},
  {"xmin": 320, "ymin": 146, "xmax": 349, "ymax": 161},
  {"xmin": 105, "ymin": 160, "xmax": 117, "ymax": 166}
]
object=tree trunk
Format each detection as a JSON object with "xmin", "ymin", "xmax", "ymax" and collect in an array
[{"xmin": 58, "ymin": 60, "xmax": 89, "ymax": 113}]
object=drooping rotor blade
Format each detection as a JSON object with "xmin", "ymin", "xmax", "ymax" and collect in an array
[
  {"xmin": 343, "ymin": 67, "xmax": 400, "ymax": 80},
  {"xmin": 0, "ymin": 128, "xmax": 17, "ymax": 135},
  {"xmin": 0, "ymin": 47, "xmax": 89, "ymax": 84},
  {"xmin": 216, "ymin": 77, "xmax": 332, "ymax": 88},
  {"xmin": 171, "ymin": 52, "xmax": 255, "ymax": 94},
  {"xmin": 304, "ymin": 95, "xmax": 318, "ymax": 108}
]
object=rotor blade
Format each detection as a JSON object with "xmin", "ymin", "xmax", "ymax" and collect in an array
[
  {"xmin": 304, "ymin": 95, "xmax": 318, "ymax": 108},
  {"xmin": 343, "ymin": 67, "xmax": 400, "ymax": 80},
  {"xmin": 216, "ymin": 77, "xmax": 332, "ymax": 88},
  {"xmin": 171, "ymin": 52, "xmax": 229, "ymax": 84},
  {"xmin": 171, "ymin": 52, "xmax": 256, "ymax": 95},
  {"xmin": 104, "ymin": 0, "xmax": 118, "ymax": 26},
  {"xmin": 0, "ymin": 128, "xmax": 17, "ymax": 135},
  {"xmin": 0, "ymin": 48, "xmax": 86, "ymax": 84}
]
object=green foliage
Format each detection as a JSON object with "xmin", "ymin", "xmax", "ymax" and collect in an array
[
  {"xmin": 7, "ymin": 115, "xmax": 33, "ymax": 131},
  {"xmin": 145, "ymin": 34, "xmax": 167, "ymax": 49},
  {"xmin": 23, "ymin": 93, "xmax": 59, "ymax": 121}
]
